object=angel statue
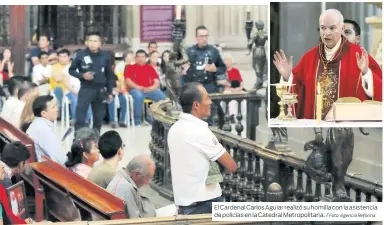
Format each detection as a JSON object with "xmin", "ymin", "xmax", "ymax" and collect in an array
[
  {"xmin": 164, "ymin": 20, "xmax": 189, "ymax": 110},
  {"xmin": 304, "ymin": 127, "xmax": 369, "ymax": 201},
  {"xmin": 247, "ymin": 20, "xmax": 268, "ymax": 90}
]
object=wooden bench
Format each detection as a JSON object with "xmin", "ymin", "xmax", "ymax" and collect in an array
[
  {"xmin": 0, "ymin": 118, "xmax": 38, "ymax": 164},
  {"xmin": 0, "ymin": 117, "xmax": 38, "ymax": 187},
  {"xmin": 31, "ymin": 158, "xmax": 128, "ymax": 222}
]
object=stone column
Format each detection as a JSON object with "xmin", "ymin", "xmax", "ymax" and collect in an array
[
  {"xmin": 202, "ymin": 5, "xmax": 218, "ymax": 44},
  {"xmin": 185, "ymin": 5, "xmax": 197, "ymax": 46},
  {"xmin": 365, "ymin": 3, "xmax": 382, "ymax": 67},
  {"xmin": 122, "ymin": 6, "xmax": 133, "ymax": 44},
  {"xmin": 131, "ymin": 5, "xmax": 141, "ymax": 50}
]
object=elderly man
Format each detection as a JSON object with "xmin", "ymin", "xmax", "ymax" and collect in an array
[
  {"xmin": 273, "ymin": 9, "xmax": 382, "ymax": 120},
  {"xmin": 107, "ymin": 154, "xmax": 156, "ymax": 218}
]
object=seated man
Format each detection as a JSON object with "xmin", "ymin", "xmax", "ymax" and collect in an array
[
  {"xmin": 0, "ymin": 141, "xmax": 31, "ymax": 188},
  {"xmin": 50, "ymin": 49, "xmax": 69, "ymax": 119},
  {"xmin": 109, "ymin": 63, "xmax": 128, "ymax": 128},
  {"xmin": 88, "ymin": 130, "xmax": 124, "ymax": 188},
  {"xmin": 1, "ymin": 76, "xmax": 27, "ymax": 122},
  {"xmin": 27, "ymin": 95, "xmax": 67, "ymax": 164},
  {"xmin": 32, "ymin": 52, "xmax": 51, "ymax": 96},
  {"xmin": 107, "ymin": 154, "xmax": 156, "ymax": 218},
  {"xmin": 8, "ymin": 82, "xmax": 34, "ymax": 128},
  {"xmin": 124, "ymin": 49, "xmax": 166, "ymax": 126}
]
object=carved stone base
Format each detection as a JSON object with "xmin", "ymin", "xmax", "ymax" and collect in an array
[
  {"xmin": 321, "ymin": 194, "xmax": 352, "ymax": 202},
  {"xmin": 266, "ymin": 141, "xmax": 290, "ymax": 151},
  {"xmin": 255, "ymin": 87, "xmax": 267, "ymax": 97}
]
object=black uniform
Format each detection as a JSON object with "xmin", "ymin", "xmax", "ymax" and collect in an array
[
  {"xmin": 185, "ymin": 44, "xmax": 227, "ymax": 128},
  {"xmin": 69, "ymin": 48, "xmax": 115, "ymax": 133}
]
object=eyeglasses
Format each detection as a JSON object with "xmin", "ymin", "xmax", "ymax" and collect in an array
[{"xmin": 121, "ymin": 143, "xmax": 126, "ymax": 149}]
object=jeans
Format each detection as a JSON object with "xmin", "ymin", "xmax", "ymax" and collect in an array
[
  {"xmin": 66, "ymin": 92, "xmax": 92, "ymax": 123},
  {"xmin": 54, "ymin": 88, "xmax": 91, "ymax": 123},
  {"xmin": 108, "ymin": 93, "xmax": 127, "ymax": 124},
  {"xmin": 54, "ymin": 87, "xmax": 64, "ymax": 116},
  {"xmin": 178, "ymin": 196, "xmax": 224, "ymax": 215},
  {"xmin": 129, "ymin": 88, "xmax": 166, "ymax": 126}
]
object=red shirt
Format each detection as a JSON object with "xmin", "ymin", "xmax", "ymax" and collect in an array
[
  {"xmin": 227, "ymin": 68, "xmax": 243, "ymax": 82},
  {"xmin": 0, "ymin": 71, "xmax": 9, "ymax": 80},
  {"xmin": 124, "ymin": 64, "xmax": 159, "ymax": 88},
  {"xmin": 0, "ymin": 184, "xmax": 26, "ymax": 224}
]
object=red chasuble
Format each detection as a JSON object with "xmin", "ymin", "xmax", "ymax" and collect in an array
[{"xmin": 291, "ymin": 37, "xmax": 382, "ymax": 119}]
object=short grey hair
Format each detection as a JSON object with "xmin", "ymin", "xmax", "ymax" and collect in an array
[
  {"xmin": 319, "ymin": 9, "xmax": 344, "ymax": 27},
  {"xmin": 223, "ymin": 53, "xmax": 234, "ymax": 63},
  {"xmin": 75, "ymin": 127, "xmax": 100, "ymax": 142},
  {"xmin": 126, "ymin": 154, "xmax": 154, "ymax": 176}
]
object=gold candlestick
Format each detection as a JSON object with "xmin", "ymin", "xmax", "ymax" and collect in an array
[{"xmin": 316, "ymin": 82, "xmax": 323, "ymax": 125}]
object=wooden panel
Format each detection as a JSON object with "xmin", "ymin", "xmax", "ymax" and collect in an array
[
  {"xmin": 30, "ymin": 160, "xmax": 127, "ymax": 219},
  {"xmin": 0, "ymin": 117, "xmax": 37, "ymax": 163},
  {"xmin": 9, "ymin": 5, "xmax": 26, "ymax": 75}
]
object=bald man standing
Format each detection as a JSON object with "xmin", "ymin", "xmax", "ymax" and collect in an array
[{"xmin": 273, "ymin": 9, "xmax": 382, "ymax": 120}]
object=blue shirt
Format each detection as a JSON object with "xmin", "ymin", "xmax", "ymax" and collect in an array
[{"xmin": 26, "ymin": 117, "xmax": 67, "ymax": 165}]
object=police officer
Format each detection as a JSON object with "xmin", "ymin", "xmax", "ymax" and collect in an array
[
  {"xmin": 184, "ymin": 25, "xmax": 228, "ymax": 128},
  {"xmin": 69, "ymin": 32, "xmax": 115, "ymax": 133}
]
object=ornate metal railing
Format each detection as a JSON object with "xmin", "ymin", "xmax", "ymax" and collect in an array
[
  {"xmin": 149, "ymin": 96, "xmax": 382, "ymax": 204},
  {"xmin": 209, "ymin": 91, "xmax": 263, "ymax": 140}
]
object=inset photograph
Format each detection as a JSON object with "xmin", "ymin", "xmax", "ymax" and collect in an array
[{"xmin": 269, "ymin": 2, "xmax": 382, "ymax": 127}]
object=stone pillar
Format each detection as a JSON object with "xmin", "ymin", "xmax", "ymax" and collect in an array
[
  {"xmin": 122, "ymin": 6, "xmax": 133, "ymax": 44},
  {"xmin": 112, "ymin": 6, "xmax": 119, "ymax": 44},
  {"xmin": 185, "ymin": 5, "xmax": 197, "ymax": 46},
  {"xmin": 365, "ymin": 3, "xmax": 382, "ymax": 67},
  {"xmin": 131, "ymin": 5, "xmax": 141, "ymax": 50},
  {"xmin": 202, "ymin": 5, "xmax": 218, "ymax": 44}
]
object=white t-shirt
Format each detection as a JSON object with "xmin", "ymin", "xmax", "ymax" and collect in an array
[
  {"xmin": 32, "ymin": 64, "xmax": 52, "ymax": 95},
  {"xmin": 0, "ymin": 97, "xmax": 25, "ymax": 128},
  {"xmin": 69, "ymin": 75, "xmax": 81, "ymax": 93},
  {"xmin": 167, "ymin": 113, "xmax": 225, "ymax": 206}
]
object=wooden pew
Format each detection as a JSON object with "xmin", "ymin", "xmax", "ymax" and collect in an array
[
  {"xmin": 0, "ymin": 118, "xmax": 38, "ymax": 187},
  {"xmin": 31, "ymin": 158, "xmax": 128, "ymax": 222},
  {"xmin": 0, "ymin": 118, "xmax": 38, "ymax": 163},
  {"xmin": 0, "ymin": 118, "xmax": 39, "ymax": 217}
]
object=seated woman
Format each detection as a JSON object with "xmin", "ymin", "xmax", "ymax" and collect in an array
[
  {"xmin": 0, "ymin": 163, "xmax": 30, "ymax": 224},
  {"xmin": 223, "ymin": 53, "xmax": 246, "ymax": 120},
  {"xmin": 65, "ymin": 137, "xmax": 100, "ymax": 179},
  {"xmin": 19, "ymin": 92, "xmax": 39, "ymax": 132}
]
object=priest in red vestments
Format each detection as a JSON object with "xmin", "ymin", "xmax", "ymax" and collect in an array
[{"xmin": 273, "ymin": 9, "xmax": 382, "ymax": 120}]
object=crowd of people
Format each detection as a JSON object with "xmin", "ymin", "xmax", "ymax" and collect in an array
[{"xmin": 0, "ymin": 23, "xmax": 250, "ymax": 223}]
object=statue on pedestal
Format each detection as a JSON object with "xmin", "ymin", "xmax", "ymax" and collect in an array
[
  {"xmin": 304, "ymin": 128, "xmax": 369, "ymax": 201},
  {"xmin": 265, "ymin": 87, "xmax": 288, "ymax": 151},
  {"xmin": 247, "ymin": 20, "xmax": 268, "ymax": 90},
  {"xmin": 164, "ymin": 19, "xmax": 188, "ymax": 112}
]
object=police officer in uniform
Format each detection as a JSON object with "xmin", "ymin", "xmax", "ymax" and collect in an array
[
  {"xmin": 69, "ymin": 32, "xmax": 115, "ymax": 133},
  {"xmin": 184, "ymin": 25, "xmax": 228, "ymax": 128}
]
